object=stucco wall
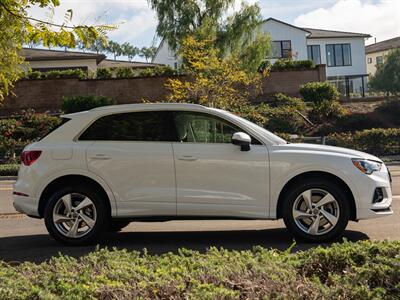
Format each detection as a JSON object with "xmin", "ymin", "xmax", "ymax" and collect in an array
[
  {"xmin": 366, "ymin": 50, "xmax": 388, "ymax": 75},
  {"xmin": 262, "ymin": 19, "xmax": 309, "ymax": 60},
  {"xmin": 152, "ymin": 40, "xmax": 179, "ymax": 69},
  {"xmin": 1, "ymin": 66, "xmax": 326, "ymax": 115},
  {"xmin": 307, "ymin": 37, "xmax": 368, "ymax": 78},
  {"xmin": 27, "ymin": 59, "xmax": 99, "ymax": 72}
]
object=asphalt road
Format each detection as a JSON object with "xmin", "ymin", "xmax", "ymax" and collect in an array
[{"xmin": 0, "ymin": 168, "xmax": 399, "ymax": 263}]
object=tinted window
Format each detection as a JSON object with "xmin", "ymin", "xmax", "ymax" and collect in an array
[
  {"xmin": 271, "ymin": 41, "xmax": 292, "ymax": 58},
  {"xmin": 79, "ymin": 111, "xmax": 175, "ymax": 141},
  {"xmin": 307, "ymin": 45, "xmax": 321, "ymax": 65},
  {"xmin": 173, "ymin": 112, "xmax": 261, "ymax": 144},
  {"xmin": 326, "ymin": 44, "xmax": 352, "ymax": 67}
]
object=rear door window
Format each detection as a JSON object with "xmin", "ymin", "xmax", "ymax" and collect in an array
[{"xmin": 79, "ymin": 111, "xmax": 176, "ymax": 141}]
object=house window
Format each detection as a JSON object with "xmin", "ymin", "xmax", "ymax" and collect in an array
[
  {"xmin": 376, "ymin": 56, "xmax": 384, "ymax": 65},
  {"xmin": 326, "ymin": 44, "xmax": 352, "ymax": 67},
  {"xmin": 367, "ymin": 57, "xmax": 372, "ymax": 64},
  {"xmin": 307, "ymin": 45, "xmax": 321, "ymax": 64},
  {"xmin": 271, "ymin": 41, "xmax": 292, "ymax": 58}
]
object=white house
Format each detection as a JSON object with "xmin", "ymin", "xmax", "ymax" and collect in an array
[{"xmin": 153, "ymin": 18, "xmax": 371, "ymax": 97}]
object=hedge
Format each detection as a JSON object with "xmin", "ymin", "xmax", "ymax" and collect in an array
[
  {"xmin": 271, "ymin": 59, "xmax": 315, "ymax": 71},
  {"xmin": 0, "ymin": 164, "xmax": 19, "ymax": 176},
  {"xmin": 62, "ymin": 95, "xmax": 116, "ymax": 113},
  {"xmin": 0, "ymin": 240, "xmax": 398, "ymax": 299},
  {"xmin": 327, "ymin": 128, "xmax": 400, "ymax": 156},
  {"xmin": 26, "ymin": 69, "xmax": 86, "ymax": 80}
]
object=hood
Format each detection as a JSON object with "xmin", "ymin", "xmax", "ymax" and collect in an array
[{"xmin": 276, "ymin": 143, "xmax": 382, "ymax": 162}]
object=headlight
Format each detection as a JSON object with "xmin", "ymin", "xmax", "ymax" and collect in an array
[{"xmin": 352, "ymin": 159, "xmax": 382, "ymax": 175}]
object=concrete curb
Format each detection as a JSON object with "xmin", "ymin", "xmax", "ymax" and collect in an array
[{"xmin": 0, "ymin": 176, "xmax": 17, "ymax": 181}]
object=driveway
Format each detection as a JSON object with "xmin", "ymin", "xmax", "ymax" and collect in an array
[{"xmin": 0, "ymin": 167, "xmax": 399, "ymax": 263}]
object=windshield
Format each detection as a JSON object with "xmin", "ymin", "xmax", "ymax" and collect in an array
[{"xmin": 222, "ymin": 110, "xmax": 288, "ymax": 145}]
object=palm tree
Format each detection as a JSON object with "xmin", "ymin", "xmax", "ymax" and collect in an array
[
  {"xmin": 139, "ymin": 46, "xmax": 157, "ymax": 62},
  {"xmin": 121, "ymin": 42, "xmax": 139, "ymax": 61},
  {"xmin": 89, "ymin": 38, "xmax": 106, "ymax": 54},
  {"xmin": 106, "ymin": 41, "xmax": 122, "ymax": 60}
]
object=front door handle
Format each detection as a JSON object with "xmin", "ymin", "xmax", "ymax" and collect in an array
[
  {"xmin": 178, "ymin": 155, "xmax": 198, "ymax": 161},
  {"xmin": 90, "ymin": 154, "xmax": 110, "ymax": 160}
]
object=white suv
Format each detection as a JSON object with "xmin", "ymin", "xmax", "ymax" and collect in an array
[{"xmin": 13, "ymin": 104, "xmax": 393, "ymax": 245}]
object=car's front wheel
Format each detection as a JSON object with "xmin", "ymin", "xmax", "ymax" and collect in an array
[
  {"xmin": 282, "ymin": 178, "xmax": 350, "ymax": 243},
  {"xmin": 44, "ymin": 185, "xmax": 108, "ymax": 245}
]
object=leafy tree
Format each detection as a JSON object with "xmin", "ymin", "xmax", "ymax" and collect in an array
[
  {"xmin": 164, "ymin": 36, "xmax": 262, "ymax": 110},
  {"xmin": 369, "ymin": 48, "xmax": 400, "ymax": 95},
  {"xmin": 0, "ymin": 0, "xmax": 115, "ymax": 101},
  {"xmin": 139, "ymin": 46, "xmax": 157, "ymax": 62},
  {"xmin": 89, "ymin": 38, "xmax": 107, "ymax": 54},
  {"xmin": 148, "ymin": 0, "xmax": 270, "ymax": 73},
  {"xmin": 121, "ymin": 42, "xmax": 139, "ymax": 61},
  {"xmin": 106, "ymin": 40, "xmax": 122, "ymax": 60}
]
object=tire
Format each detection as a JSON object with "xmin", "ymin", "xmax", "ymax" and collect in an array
[
  {"xmin": 44, "ymin": 184, "xmax": 109, "ymax": 246},
  {"xmin": 108, "ymin": 220, "xmax": 130, "ymax": 232},
  {"xmin": 282, "ymin": 177, "xmax": 350, "ymax": 243}
]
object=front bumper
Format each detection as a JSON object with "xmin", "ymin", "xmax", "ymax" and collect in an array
[{"xmin": 355, "ymin": 164, "xmax": 393, "ymax": 220}]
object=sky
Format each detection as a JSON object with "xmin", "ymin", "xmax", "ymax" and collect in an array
[{"xmin": 28, "ymin": 0, "xmax": 400, "ymax": 60}]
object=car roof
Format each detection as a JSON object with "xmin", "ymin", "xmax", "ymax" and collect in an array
[{"xmin": 62, "ymin": 103, "xmax": 210, "ymax": 118}]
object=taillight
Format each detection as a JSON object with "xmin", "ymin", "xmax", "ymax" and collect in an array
[{"xmin": 21, "ymin": 150, "xmax": 42, "ymax": 166}]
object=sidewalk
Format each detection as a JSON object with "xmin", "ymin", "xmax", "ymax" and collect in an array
[{"xmin": 0, "ymin": 180, "xmax": 15, "ymax": 216}]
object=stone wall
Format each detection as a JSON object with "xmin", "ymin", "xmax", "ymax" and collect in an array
[{"xmin": 1, "ymin": 65, "xmax": 326, "ymax": 116}]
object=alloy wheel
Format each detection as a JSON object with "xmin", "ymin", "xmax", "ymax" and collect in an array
[
  {"xmin": 52, "ymin": 193, "xmax": 97, "ymax": 238},
  {"xmin": 292, "ymin": 189, "xmax": 340, "ymax": 236}
]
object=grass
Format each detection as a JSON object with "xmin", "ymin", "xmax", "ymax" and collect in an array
[{"xmin": 0, "ymin": 240, "xmax": 399, "ymax": 299}]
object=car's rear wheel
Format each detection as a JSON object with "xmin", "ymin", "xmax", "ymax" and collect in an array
[
  {"xmin": 44, "ymin": 185, "xmax": 108, "ymax": 245},
  {"xmin": 282, "ymin": 178, "xmax": 350, "ymax": 242}
]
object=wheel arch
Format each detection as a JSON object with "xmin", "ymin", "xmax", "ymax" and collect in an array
[
  {"xmin": 276, "ymin": 171, "xmax": 357, "ymax": 221},
  {"xmin": 38, "ymin": 174, "xmax": 112, "ymax": 218}
]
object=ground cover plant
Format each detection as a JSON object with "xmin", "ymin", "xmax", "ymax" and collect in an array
[{"xmin": 0, "ymin": 240, "xmax": 398, "ymax": 299}]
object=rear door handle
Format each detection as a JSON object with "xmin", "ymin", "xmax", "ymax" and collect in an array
[
  {"xmin": 90, "ymin": 154, "xmax": 110, "ymax": 160},
  {"xmin": 178, "ymin": 155, "xmax": 198, "ymax": 161}
]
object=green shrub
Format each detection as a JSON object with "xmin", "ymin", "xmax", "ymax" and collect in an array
[
  {"xmin": 26, "ymin": 71, "xmax": 43, "ymax": 79},
  {"xmin": 62, "ymin": 95, "xmax": 116, "ymax": 113},
  {"xmin": 232, "ymin": 103, "xmax": 269, "ymax": 127},
  {"xmin": 153, "ymin": 65, "xmax": 176, "ymax": 76},
  {"xmin": 327, "ymin": 128, "xmax": 400, "ymax": 155},
  {"xmin": 266, "ymin": 106, "xmax": 305, "ymax": 133},
  {"xmin": 44, "ymin": 69, "xmax": 86, "ymax": 79},
  {"xmin": 0, "ymin": 240, "xmax": 398, "ymax": 299},
  {"xmin": 258, "ymin": 60, "xmax": 271, "ymax": 73},
  {"xmin": 300, "ymin": 81, "xmax": 340, "ymax": 103},
  {"xmin": 271, "ymin": 59, "xmax": 315, "ymax": 71},
  {"xmin": 335, "ymin": 113, "xmax": 387, "ymax": 132},
  {"xmin": 270, "ymin": 93, "xmax": 306, "ymax": 111},
  {"xmin": 116, "ymin": 67, "xmax": 135, "ymax": 78},
  {"xmin": 96, "ymin": 68, "xmax": 112, "ymax": 79},
  {"xmin": 138, "ymin": 67, "xmax": 155, "ymax": 77},
  {"xmin": 0, "ymin": 110, "xmax": 61, "ymax": 160},
  {"xmin": 310, "ymin": 100, "xmax": 347, "ymax": 123},
  {"xmin": 0, "ymin": 164, "xmax": 19, "ymax": 176},
  {"xmin": 376, "ymin": 100, "xmax": 400, "ymax": 126},
  {"xmin": 139, "ymin": 66, "xmax": 177, "ymax": 77}
]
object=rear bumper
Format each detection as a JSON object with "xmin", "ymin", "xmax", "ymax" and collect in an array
[{"xmin": 13, "ymin": 195, "xmax": 40, "ymax": 217}]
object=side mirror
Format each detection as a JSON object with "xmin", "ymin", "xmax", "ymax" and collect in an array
[{"xmin": 232, "ymin": 132, "xmax": 251, "ymax": 151}]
